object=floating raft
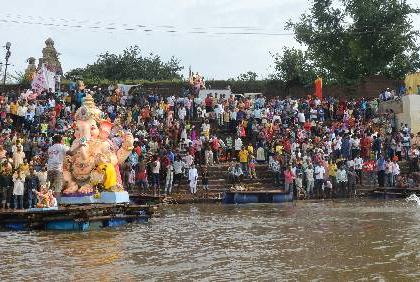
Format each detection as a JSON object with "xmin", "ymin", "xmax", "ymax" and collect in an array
[
  {"xmin": 357, "ymin": 186, "xmax": 420, "ymax": 199},
  {"xmin": 223, "ymin": 189, "xmax": 293, "ymax": 204},
  {"xmin": 0, "ymin": 204, "xmax": 158, "ymax": 231}
]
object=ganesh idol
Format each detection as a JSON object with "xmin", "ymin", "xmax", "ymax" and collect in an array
[{"xmin": 62, "ymin": 94, "xmax": 134, "ymax": 195}]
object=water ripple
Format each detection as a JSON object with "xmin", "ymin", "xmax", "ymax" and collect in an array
[{"xmin": 0, "ymin": 200, "xmax": 419, "ymax": 281}]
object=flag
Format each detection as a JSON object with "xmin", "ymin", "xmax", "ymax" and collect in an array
[
  {"xmin": 31, "ymin": 66, "xmax": 47, "ymax": 94},
  {"xmin": 31, "ymin": 64, "xmax": 56, "ymax": 94},
  {"xmin": 314, "ymin": 77, "xmax": 322, "ymax": 99}
]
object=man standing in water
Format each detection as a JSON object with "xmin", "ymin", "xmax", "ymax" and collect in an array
[{"xmin": 47, "ymin": 135, "xmax": 83, "ymax": 197}]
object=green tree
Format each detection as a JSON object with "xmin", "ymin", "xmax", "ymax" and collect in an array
[
  {"xmin": 65, "ymin": 46, "xmax": 183, "ymax": 83},
  {"xmin": 237, "ymin": 71, "xmax": 258, "ymax": 81},
  {"xmin": 271, "ymin": 47, "xmax": 316, "ymax": 85},
  {"xmin": 287, "ymin": 0, "xmax": 420, "ymax": 83}
]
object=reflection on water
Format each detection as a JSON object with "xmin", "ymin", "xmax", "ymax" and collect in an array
[{"xmin": 0, "ymin": 200, "xmax": 419, "ymax": 281}]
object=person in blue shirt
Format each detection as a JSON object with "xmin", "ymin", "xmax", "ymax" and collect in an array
[
  {"xmin": 167, "ymin": 150, "xmax": 175, "ymax": 163},
  {"xmin": 376, "ymin": 154, "xmax": 386, "ymax": 187}
]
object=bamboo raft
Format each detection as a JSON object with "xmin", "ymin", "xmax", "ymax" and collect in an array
[{"xmin": 0, "ymin": 204, "xmax": 158, "ymax": 231}]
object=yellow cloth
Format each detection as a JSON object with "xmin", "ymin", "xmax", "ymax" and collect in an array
[
  {"xmin": 10, "ymin": 103, "xmax": 17, "ymax": 115},
  {"xmin": 238, "ymin": 149, "xmax": 249, "ymax": 163},
  {"xmin": 159, "ymin": 101, "xmax": 167, "ymax": 110},
  {"xmin": 20, "ymin": 163, "xmax": 29, "ymax": 176},
  {"xmin": 329, "ymin": 163, "xmax": 337, "ymax": 177},
  {"xmin": 97, "ymin": 163, "xmax": 117, "ymax": 190},
  {"xmin": 40, "ymin": 123, "xmax": 48, "ymax": 134},
  {"xmin": 247, "ymin": 145, "xmax": 254, "ymax": 155}
]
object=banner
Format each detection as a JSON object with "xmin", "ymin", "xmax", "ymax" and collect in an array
[
  {"xmin": 314, "ymin": 77, "xmax": 322, "ymax": 99},
  {"xmin": 31, "ymin": 64, "xmax": 56, "ymax": 94}
]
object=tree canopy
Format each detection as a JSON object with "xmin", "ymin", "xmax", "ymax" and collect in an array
[
  {"xmin": 284, "ymin": 0, "xmax": 420, "ymax": 84},
  {"xmin": 65, "ymin": 46, "xmax": 183, "ymax": 83},
  {"xmin": 237, "ymin": 71, "xmax": 258, "ymax": 81},
  {"xmin": 271, "ymin": 47, "xmax": 316, "ymax": 86}
]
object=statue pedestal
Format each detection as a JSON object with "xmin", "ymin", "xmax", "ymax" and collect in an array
[
  {"xmin": 29, "ymin": 207, "xmax": 59, "ymax": 212},
  {"xmin": 100, "ymin": 191, "xmax": 130, "ymax": 204},
  {"xmin": 59, "ymin": 191, "xmax": 130, "ymax": 205}
]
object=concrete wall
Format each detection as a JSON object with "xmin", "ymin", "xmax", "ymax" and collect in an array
[
  {"xmin": 2, "ymin": 75, "xmax": 403, "ymax": 99},
  {"xmin": 396, "ymin": 95, "xmax": 420, "ymax": 134},
  {"xmin": 378, "ymin": 99, "xmax": 403, "ymax": 114}
]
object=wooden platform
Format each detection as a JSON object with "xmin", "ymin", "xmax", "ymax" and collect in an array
[{"xmin": 0, "ymin": 204, "xmax": 158, "ymax": 231}]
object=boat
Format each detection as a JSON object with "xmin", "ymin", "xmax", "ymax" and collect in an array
[{"xmin": 222, "ymin": 189, "xmax": 293, "ymax": 204}]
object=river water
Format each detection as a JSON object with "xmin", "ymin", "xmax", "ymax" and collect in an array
[{"xmin": 0, "ymin": 199, "xmax": 419, "ymax": 281}]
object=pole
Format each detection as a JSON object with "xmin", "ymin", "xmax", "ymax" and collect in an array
[
  {"xmin": 2, "ymin": 60, "xmax": 8, "ymax": 90},
  {"xmin": 2, "ymin": 42, "xmax": 11, "ymax": 92}
]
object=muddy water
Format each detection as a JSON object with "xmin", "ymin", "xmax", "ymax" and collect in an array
[{"xmin": 0, "ymin": 200, "xmax": 419, "ymax": 281}]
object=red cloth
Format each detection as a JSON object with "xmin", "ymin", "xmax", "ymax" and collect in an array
[
  {"xmin": 284, "ymin": 170, "xmax": 295, "ymax": 184},
  {"xmin": 136, "ymin": 169, "xmax": 148, "ymax": 181},
  {"xmin": 363, "ymin": 160, "xmax": 376, "ymax": 172},
  {"xmin": 314, "ymin": 78, "xmax": 322, "ymax": 99},
  {"xmin": 134, "ymin": 146, "xmax": 142, "ymax": 157}
]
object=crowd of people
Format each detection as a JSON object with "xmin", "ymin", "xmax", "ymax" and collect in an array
[{"xmin": 1, "ymin": 84, "xmax": 420, "ymax": 209}]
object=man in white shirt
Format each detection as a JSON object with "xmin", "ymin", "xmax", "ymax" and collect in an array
[
  {"xmin": 347, "ymin": 159, "xmax": 355, "ymax": 170},
  {"xmin": 314, "ymin": 163, "xmax": 325, "ymax": 198},
  {"xmin": 234, "ymin": 137, "xmax": 243, "ymax": 159},
  {"xmin": 152, "ymin": 157, "xmax": 160, "ymax": 195},
  {"xmin": 354, "ymin": 156, "xmax": 363, "ymax": 184},
  {"xmin": 178, "ymin": 105, "xmax": 187, "ymax": 121},
  {"xmin": 297, "ymin": 110, "xmax": 305, "ymax": 124},
  {"xmin": 214, "ymin": 104, "xmax": 224, "ymax": 125},
  {"xmin": 188, "ymin": 164, "xmax": 198, "ymax": 194},
  {"xmin": 336, "ymin": 166, "xmax": 348, "ymax": 197},
  {"xmin": 305, "ymin": 164, "xmax": 314, "ymax": 198},
  {"xmin": 12, "ymin": 169, "xmax": 25, "ymax": 209},
  {"xmin": 165, "ymin": 162, "xmax": 174, "ymax": 195},
  {"xmin": 391, "ymin": 160, "xmax": 400, "ymax": 187},
  {"xmin": 48, "ymin": 97, "xmax": 56, "ymax": 109},
  {"xmin": 47, "ymin": 135, "xmax": 83, "ymax": 194},
  {"xmin": 12, "ymin": 146, "xmax": 25, "ymax": 169},
  {"xmin": 173, "ymin": 157, "xmax": 185, "ymax": 188},
  {"xmin": 351, "ymin": 136, "xmax": 361, "ymax": 158}
]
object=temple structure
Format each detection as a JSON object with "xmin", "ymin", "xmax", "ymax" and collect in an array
[{"xmin": 38, "ymin": 38, "xmax": 63, "ymax": 74}]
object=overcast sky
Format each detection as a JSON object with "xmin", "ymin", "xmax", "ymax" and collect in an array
[{"xmin": 1, "ymin": 0, "xmax": 419, "ymax": 80}]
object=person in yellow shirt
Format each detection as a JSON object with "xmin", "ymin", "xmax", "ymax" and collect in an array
[
  {"xmin": 328, "ymin": 160, "xmax": 337, "ymax": 191},
  {"xmin": 238, "ymin": 147, "xmax": 249, "ymax": 176}
]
